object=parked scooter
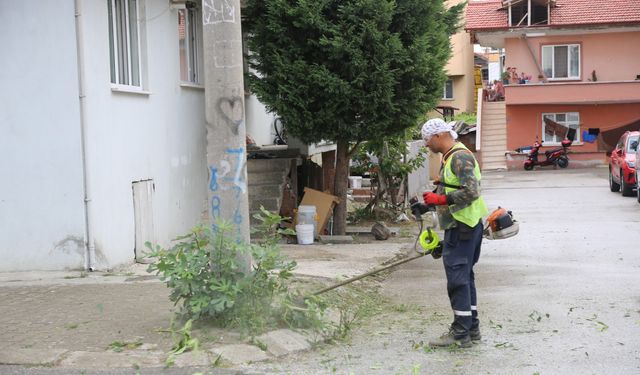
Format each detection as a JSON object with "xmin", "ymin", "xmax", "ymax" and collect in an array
[{"xmin": 523, "ymin": 138, "xmax": 572, "ymax": 170}]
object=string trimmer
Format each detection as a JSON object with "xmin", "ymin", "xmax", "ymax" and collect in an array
[{"xmin": 310, "ymin": 198, "xmax": 441, "ymax": 296}]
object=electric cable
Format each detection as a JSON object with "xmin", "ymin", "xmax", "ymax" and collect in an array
[{"xmin": 273, "ymin": 117, "xmax": 287, "ymax": 145}]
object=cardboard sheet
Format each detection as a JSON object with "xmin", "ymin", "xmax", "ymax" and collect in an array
[{"xmin": 298, "ymin": 187, "xmax": 340, "ymax": 238}]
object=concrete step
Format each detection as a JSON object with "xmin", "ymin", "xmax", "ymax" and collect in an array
[
  {"xmin": 480, "ymin": 128, "xmax": 507, "ymax": 136},
  {"xmin": 351, "ymin": 188, "xmax": 376, "ymax": 196},
  {"xmin": 482, "ymin": 141, "xmax": 507, "ymax": 148},
  {"xmin": 248, "ymin": 171, "xmax": 286, "ymax": 186},
  {"xmin": 482, "ymin": 164, "xmax": 507, "ymax": 171},
  {"xmin": 483, "ymin": 160, "xmax": 507, "ymax": 167},
  {"xmin": 482, "ymin": 133, "xmax": 507, "ymax": 145},
  {"xmin": 250, "ymin": 198, "xmax": 280, "ymax": 213},
  {"xmin": 481, "ymin": 119, "xmax": 506, "ymax": 126},
  {"xmin": 248, "ymin": 184, "xmax": 283, "ymax": 198},
  {"xmin": 480, "ymin": 131, "xmax": 507, "ymax": 142},
  {"xmin": 482, "ymin": 107, "xmax": 507, "ymax": 113},
  {"xmin": 352, "ymin": 196, "xmax": 373, "ymax": 203},
  {"xmin": 350, "ymin": 187, "xmax": 376, "ymax": 203},
  {"xmin": 482, "ymin": 121, "xmax": 506, "ymax": 126},
  {"xmin": 247, "ymin": 158, "xmax": 290, "ymax": 223},
  {"xmin": 482, "ymin": 107, "xmax": 506, "ymax": 115},
  {"xmin": 482, "ymin": 159, "xmax": 507, "ymax": 167},
  {"xmin": 482, "ymin": 155, "xmax": 507, "ymax": 162},
  {"xmin": 482, "ymin": 113, "xmax": 506, "ymax": 118},
  {"xmin": 482, "ymin": 113, "xmax": 505, "ymax": 117},
  {"xmin": 483, "ymin": 103, "xmax": 506, "ymax": 109},
  {"xmin": 480, "ymin": 127, "xmax": 507, "ymax": 138},
  {"xmin": 482, "ymin": 154, "xmax": 507, "ymax": 161},
  {"xmin": 247, "ymin": 158, "xmax": 291, "ymax": 173},
  {"xmin": 482, "ymin": 152, "xmax": 507, "ymax": 159},
  {"xmin": 482, "ymin": 149, "xmax": 508, "ymax": 155},
  {"xmin": 248, "ymin": 209, "xmax": 285, "ymax": 225}
]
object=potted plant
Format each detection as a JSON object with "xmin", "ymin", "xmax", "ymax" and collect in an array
[{"xmin": 501, "ymin": 71, "xmax": 510, "ymax": 84}]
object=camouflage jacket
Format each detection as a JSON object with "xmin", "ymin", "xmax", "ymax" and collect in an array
[{"xmin": 435, "ymin": 145, "xmax": 483, "ymax": 230}]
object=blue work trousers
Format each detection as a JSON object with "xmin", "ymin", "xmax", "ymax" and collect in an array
[{"xmin": 442, "ymin": 221, "xmax": 483, "ymax": 337}]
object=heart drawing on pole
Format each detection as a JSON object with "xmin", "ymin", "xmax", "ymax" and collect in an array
[{"xmin": 218, "ymin": 96, "xmax": 244, "ymax": 135}]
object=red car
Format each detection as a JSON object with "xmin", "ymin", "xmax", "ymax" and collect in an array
[{"xmin": 609, "ymin": 130, "xmax": 639, "ymax": 197}]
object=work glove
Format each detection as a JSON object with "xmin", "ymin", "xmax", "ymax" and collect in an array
[
  {"xmin": 423, "ymin": 192, "xmax": 447, "ymax": 206},
  {"xmin": 431, "ymin": 243, "xmax": 443, "ymax": 259}
]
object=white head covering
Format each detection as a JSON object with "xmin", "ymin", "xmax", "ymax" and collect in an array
[{"xmin": 421, "ymin": 118, "xmax": 458, "ymax": 140}]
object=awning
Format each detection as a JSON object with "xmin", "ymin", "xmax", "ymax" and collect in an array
[{"xmin": 599, "ymin": 118, "xmax": 640, "ymax": 151}]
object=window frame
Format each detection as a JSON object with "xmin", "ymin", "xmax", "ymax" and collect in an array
[
  {"xmin": 108, "ymin": 0, "xmax": 144, "ymax": 91},
  {"xmin": 541, "ymin": 44, "xmax": 581, "ymax": 81},
  {"xmin": 442, "ymin": 79, "xmax": 454, "ymax": 100},
  {"xmin": 178, "ymin": 2, "xmax": 203, "ymax": 85},
  {"xmin": 541, "ymin": 112, "xmax": 581, "ymax": 145},
  {"xmin": 626, "ymin": 135, "xmax": 639, "ymax": 153}
]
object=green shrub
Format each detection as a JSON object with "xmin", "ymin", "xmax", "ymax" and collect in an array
[{"xmin": 146, "ymin": 215, "xmax": 324, "ymax": 336}]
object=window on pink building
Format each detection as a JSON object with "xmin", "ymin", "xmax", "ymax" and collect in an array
[
  {"xmin": 542, "ymin": 112, "xmax": 581, "ymax": 144},
  {"xmin": 542, "ymin": 44, "xmax": 580, "ymax": 80}
]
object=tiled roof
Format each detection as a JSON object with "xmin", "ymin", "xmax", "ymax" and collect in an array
[
  {"xmin": 465, "ymin": 0, "xmax": 640, "ymax": 31},
  {"xmin": 552, "ymin": 0, "xmax": 640, "ymax": 27},
  {"xmin": 465, "ymin": 0, "xmax": 504, "ymax": 31}
]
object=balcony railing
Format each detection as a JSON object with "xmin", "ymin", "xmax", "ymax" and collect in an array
[{"xmin": 505, "ymin": 80, "xmax": 640, "ymax": 105}]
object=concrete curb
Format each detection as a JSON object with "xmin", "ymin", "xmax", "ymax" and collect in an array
[
  {"xmin": 0, "ymin": 328, "xmax": 318, "ymax": 368},
  {"xmin": 0, "ymin": 241, "xmax": 414, "ymax": 369}
]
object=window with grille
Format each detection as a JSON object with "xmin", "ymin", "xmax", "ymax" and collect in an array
[
  {"xmin": 108, "ymin": 0, "xmax": 143, "ymax": 88},
  {"xmin": 178, "ymin": 3, "xmax": 203, "ymax": 84}
]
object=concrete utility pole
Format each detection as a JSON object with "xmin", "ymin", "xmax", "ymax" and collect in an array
[{"xmin": 201, "ymin": 0, "xmax": 250, "ymax": 261}]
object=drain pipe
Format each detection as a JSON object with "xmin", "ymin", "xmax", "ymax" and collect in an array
[{"xmin": 74, "ymin": 0, "xmax": 96, "ymax": 271}]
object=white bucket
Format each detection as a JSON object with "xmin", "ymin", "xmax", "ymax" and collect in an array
[
  {"xmin": 296, "ymin": 224, "xmax": 314, "ymax": 245},
  {"xmin": 348, "ymin": 176, "xmax": 363, "ymax": 188},
  {"xmin": 297, "ymin": 205, "xmax": 317, "ymax": 238}
]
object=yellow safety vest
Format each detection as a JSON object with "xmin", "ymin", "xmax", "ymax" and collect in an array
[{"xmin": 443, "ymin": 143, "xmax": 489, "ymax": 227}]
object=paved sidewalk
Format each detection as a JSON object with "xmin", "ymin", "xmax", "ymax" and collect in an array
[{"xmin": 0, "ymin": 242, "xmax": 411, "ymax": 370}]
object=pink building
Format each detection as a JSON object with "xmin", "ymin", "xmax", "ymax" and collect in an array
[{"xmin": 466, "ymin": 0, "xmax": 640, "ymax": 169}]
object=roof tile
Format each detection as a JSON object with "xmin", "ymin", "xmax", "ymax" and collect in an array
[{"xmin": 466, "ymin": 0, "xmax": 640, "ymax": 31}]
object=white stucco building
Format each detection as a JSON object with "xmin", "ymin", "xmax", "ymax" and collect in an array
[{"xmin": 0, "ymin": 0, "xmax": 281, "ymax": 271}]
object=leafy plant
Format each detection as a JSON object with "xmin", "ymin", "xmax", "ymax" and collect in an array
[
  {"xmin": 169, "ymin": 319, "xmax": 199, "ymax": 355},
  {"xmin": 280, "ymin": 293, "xmax": 329, "ymax": 339},
  {"xmin": 147, "ymin": 215, "xmax": 326, "ymax": 336},
  {"xmin": 326, "ymin": 285, "xmax": 385, "ymax": 341},
  {"xmin": 251, "ymin": 206, "xmax": 296, "ymax": 246},
  {"xmin": 453, "ymin": 112, "xmax": 477, "ymax": 125},
  {"xmin": 108, "ymin": 340, "xmax": 142, "ymax": 353},
  {"xmin": 352, "ymin": 132, "xmax": 427, "ymax": 208},
  {"xmin": 347, "ymin": 206, "xmax": 377, "ymax": 224}
]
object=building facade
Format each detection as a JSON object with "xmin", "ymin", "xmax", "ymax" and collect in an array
[
  {"xmin": 437, "ymin": 0, "xmax": 478, "ymax": 116},
  {"xmin": 466, "ymin": 0, "xmax": 640, "ymax": 169},
  {"xmin": 0, "ymin": 0, "xmax": 282, "ymax": 271}
]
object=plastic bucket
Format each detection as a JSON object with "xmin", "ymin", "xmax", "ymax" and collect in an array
[
  {"xmin": 348, "ymin": 176, "xmax": 362, "ymax": 188},
  {"xmin": 297, "ymin": 205, "xmax": 318, "ymax": 237},
  {"xmin": 296, "ymin": 224, "xmax": 314, "ymax": 245}
]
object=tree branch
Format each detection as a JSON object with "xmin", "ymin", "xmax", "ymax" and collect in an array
[{"xmin": 347, "ymin": 141, "xmax": 363, "ymax": 158}]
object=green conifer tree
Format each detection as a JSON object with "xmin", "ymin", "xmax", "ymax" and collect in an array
[{"xmin": 243, "ymin": 0, "xmax": 463, "ymax": 234}]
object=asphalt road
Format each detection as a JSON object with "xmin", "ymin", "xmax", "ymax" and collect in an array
[{"xmin": 241, "ymin": 167, "xmax": 640, "ymax": 375}]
